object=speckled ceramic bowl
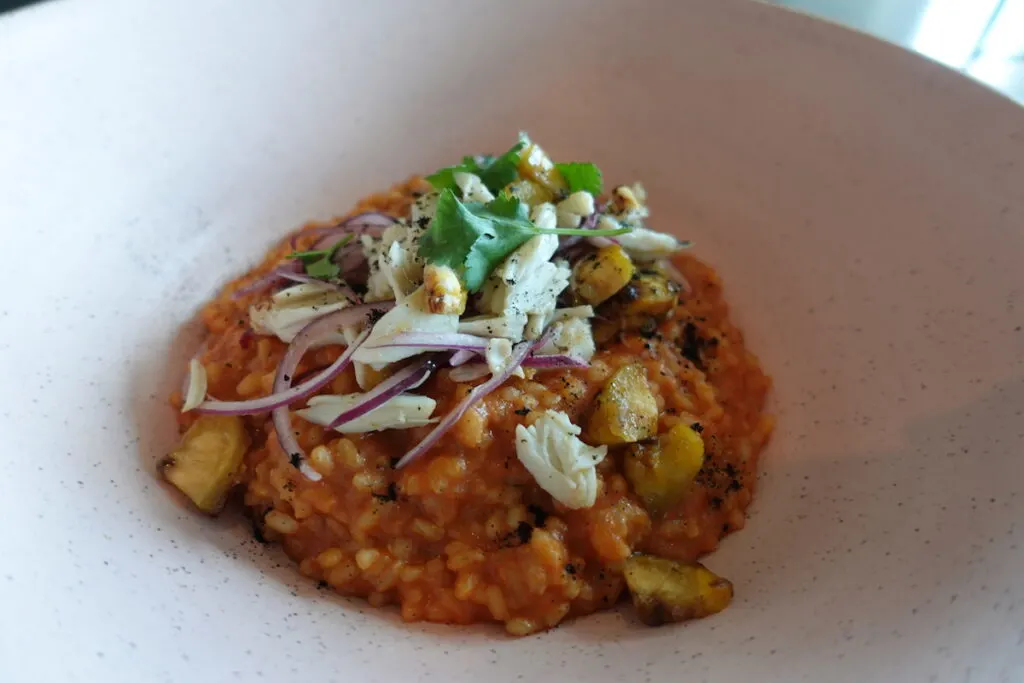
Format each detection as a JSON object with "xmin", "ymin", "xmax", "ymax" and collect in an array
[{"xmin": 2, "ymin": 0, "xmax": 1023, "ymax": 681}]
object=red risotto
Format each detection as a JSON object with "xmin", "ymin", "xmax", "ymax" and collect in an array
[{"xmin": 161, "ymin": 135, "xmax": 773, "ymax": 635}]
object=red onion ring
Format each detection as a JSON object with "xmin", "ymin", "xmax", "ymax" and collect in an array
[
  {"xmin": 194, "ymin": 302, "xmax": 392, "ymax": 416},
  {"xmin": 272, "ymin": 325, "xmax": 371, "ymax": 481},
  {"xmin": 290, "ymin": 212, "xmax": 399, "ymax": 250},
  {"xmin": 277, "ymin": 271, "xmax": 361, "ymax": 303},
  {"xmin": 523, "ymin": 354, "xmax": 590, "ymax": 369},
  {"xmin": 395, "ymin": 331, "xmax": 550, "ymax": 469},
  {"xmin": 325, "ymin": 356, "xmax": 438, "ymax": 429},
  {"xmin": 231, "ymin": 261, "xmax": 302, "ymax": 299}
]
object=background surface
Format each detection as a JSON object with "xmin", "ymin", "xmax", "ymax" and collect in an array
[
  {"xmin": 1, "ymin": 0, "xmax": 1022, "ymax": 104},
  {"xmin": 770, "ymin": 0, "xmax": 1024, "ymax": 103}
]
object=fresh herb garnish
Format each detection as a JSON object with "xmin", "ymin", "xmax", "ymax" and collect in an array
[
  {"xmin": 427, "ymin": 140, "xmax": 526, "ymax": 195},
  {"xmin": 555, "ymin": 162, "xmax": 603, "ymax": 195},
  {"xmin": 418, "ymin": 190, "xmax": 631, "ymax": 292},
  {"xmin": 286, "ymin": 234, "xmax": 353, "ymax": 280}
]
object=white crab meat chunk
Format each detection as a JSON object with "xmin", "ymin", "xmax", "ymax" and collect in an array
[
  {"xmin": 479, "ymin": 232, "xmax": 570, "ymax": 340},
  {"xmin": 353, "ymin": 287, "xmax": 459, "ymax": 369},
  {"xmin": 410, "ymin": 191, "xmax": 440, "ymax": 229},
  {"xmin": 531, "ymin": 202, "xmax": 558, "ymax": 230},
  {"xmin": 297, "ymin": 394, "xmax": 437, "ymax": 433},
  {"xmin": 458, "ymin": 312, "xmax": 528, "ymax": 340},
  {"xmin": 249, "ymin": 285, "xmax": 353, "ymax": 343},
  {"xmin": 535, "ymin": 318, "xmax": 596, "ymax": 361},
  {"xmin": 453, "ymin": 171, "xmax": 495, "ymax": 204},
  {"xmin": 484, "ymin": 338, "xmax": 525, "ymax": 379},
  {"xmin": 515, "ymin": 410, "xmax": 608, "ymax": 509},
  {"xmin": 614, "ymin": 226, "xmax": 683, "ymax": 262},
  {"xmin": 550, "ymin": 305, "xmax": 595, "ymax": 322},
  {"xmin": 362, "ymin": 221, "xmax": 425, "ymax": 302}
]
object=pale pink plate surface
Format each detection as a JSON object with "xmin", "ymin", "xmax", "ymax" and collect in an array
[{"xmin": 1, "ymin": 1, "xmax": 1023, "ymax": 681}]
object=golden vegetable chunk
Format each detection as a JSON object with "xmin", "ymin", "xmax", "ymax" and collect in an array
[
  {"xmin": 610, "ymin": 269, "xmax": 679, "ymax": 318},
  {"xmin": 423, "ymin": 263, "xmax": 467, "ymax": 315},
  {"xmin": 585, "ymin": 363, "xmax": 658, "ymax": 445},
  {"xmin": 517, "ymin": 141, "xmax": 567, "ymax": 194},
  {"xmin": 159, "ymin": 415, "xmax": 250, "ymax": 514},
  {"xmin": 572, "ymin": 245, "xmax": 635, "ymax": 306},
  {"xmin": 504, "ymin": 179, "xmax": 555, "ymax": 208},
  {"xmin": 623, "ymin": 554, "xmax": 733, "ymax": 626},
  {"xmin": 624, "ymin": 424, "xmax": 705, "ymax": 517}
]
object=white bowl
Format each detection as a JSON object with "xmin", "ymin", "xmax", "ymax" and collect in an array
[{"xmin": 2, "ymin": 1, "xmax": 1023, "ymax": 681}]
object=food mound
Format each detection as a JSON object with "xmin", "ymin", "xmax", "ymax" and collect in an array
[{"xmin": 160, "ymin": 135, "xmax": 773, "ymax": 635}]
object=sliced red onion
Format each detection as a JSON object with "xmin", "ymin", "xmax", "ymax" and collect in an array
[
  {"xmin": 231, "ymin": 261, "xmax": 302, "ymax": 299},
  {"xmin": 556, "ymin": 212, "xmax": 604, "ymax": 256},
  {"xmin": 194, "ymin": 303, "xmax": 391, "ymax": 416},
  {"xmin": 277, "ymin": 271, "xmax": 361, "ymax": 303},
  {"xmin": 580, "ymin": 210, "xmax": 602, "ymax": 231},
  {"xmin": 272, "ymin": 324, "xmax": 372, "ymax": 481},
  {"xmin": 291, "ymin": 212, "xmax": 399, "ymax": 250},
  {"xmin": 342, "ymin": 211, "xmax": 400, "ymax": 229},
  {"xmin": 448, "ymin": 349, "xmax": 477, "ymax": 366},
  {"xmin": 364, "ymin": 331, "xmax": 490, "ymax": 352},
  {"xmin": 334, "ymin": 243, "xmax": 369, "ymax": 285},
  {"xmin": 556, "ymin": 235, "xmax": 583, "ymax": 253},
  {"xmin": 272, "ymin": 325, "xmax": 371, "ymax": 481},
  {"xmin": 395, "ymin": 335, "xmax": 542, "ymax": 469},
  {"xmin": 523, "ymin": 354, "xmax": 590, "ymax": 369},
  {"xmin": 325, "ymin": 356, "xmax": 438, "ymax": 429}
]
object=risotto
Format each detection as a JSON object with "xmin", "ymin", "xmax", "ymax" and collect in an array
[{"xmin": 160, "ymin": 135, "xmax": 773, "ymax": 635}]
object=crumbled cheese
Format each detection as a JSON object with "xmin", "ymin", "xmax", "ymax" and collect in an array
[
  {"xmin": 555, "ymin": 191, "xmax": 595, "ymax": 228},
  {"xmin": 484, "ymin": 338, "xmax": 525, "ymax": 379},
  {"xmin": 536, "ymin": 318, "xmax": 596, "ymax": 361},
  {"xmin": 453, "ymin": 172, "xmax": 495, "ymax": 204},
  {"xmin": 181, "ymin": 359, "xmax": 207, "ymax": 412},
  {"xmin": 478, "ymin": 235, "xmax": 570, "ymax": 338},
  {"xmin": 249, "ymin": 286, "xmax": 352, "ymax": 343},
  {"xmin": 297, "ymin": 394, "xmax": 437, "ymax": 433},
  {"xmin": 352, "ymin": 287, "xmax": 459, "ymax": 369},
  {"xmin": 515, "ymin": 410, "xmax": 607, "ymax": 509}
]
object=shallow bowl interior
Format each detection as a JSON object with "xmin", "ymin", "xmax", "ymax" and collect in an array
[{"xmin": 1, "ymin": 1, "xmax": 1023, "ymax": 681}]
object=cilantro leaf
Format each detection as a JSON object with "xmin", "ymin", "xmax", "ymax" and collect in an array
[
  {"xmin": 418, "ymin": 190, "xmax": 535, "ymax": 292},
  {"xmin": 303, "ymin": 257, "xmax": 340, "ymax": 280},
  {"xmin": 418, "ymin": 187, "xmax": 632, "ymax": 293},
  {"xmin": 287, "ymin": 235, "xmax": 353, "ymax": 281},
  {"xmin": 474, "ymin": 142, "xmax": 525, "ymax": 192},
  {"xmin": 426, "ymin": 141, "xmax": 526, "ymax": 195},
  {"xmin": 555, "ymin": 162, "xmax": 603, "ymax": 195}
]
